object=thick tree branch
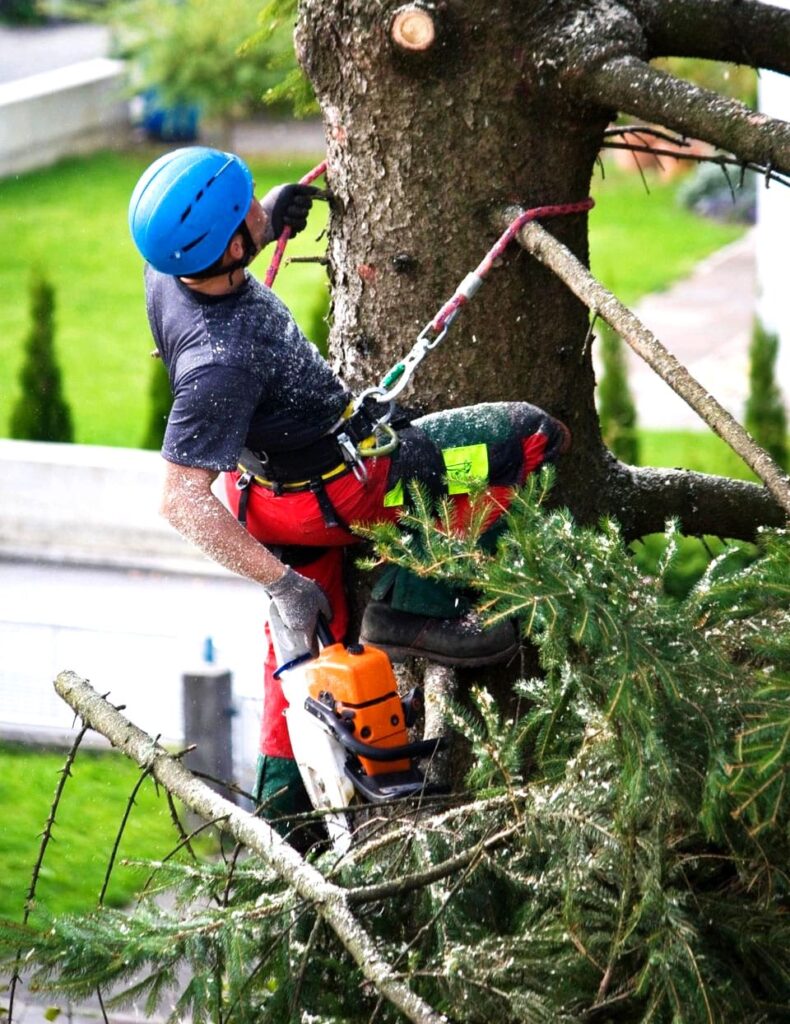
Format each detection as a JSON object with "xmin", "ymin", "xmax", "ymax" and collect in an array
[
  {"xmin": 53, "ymin": 672, "xmax": 447, "ymax": 1024},
  {"xmin": 631, "ymin": 0, "xmax": 790, "ymax": 75},
  {"xmin": 496, "ymin": 207, "xmax": 790, "ymax": 522},
  {"xmin": 607, "ymin": 460, "xmax": 786, "ymax": 538},
  {"xmin": 345, "ymin": 824, "xmax": 518, "ymax": 906},
  {"xmin": 578, "ymin": 56, "xmax": 790, "ymax": 176}
]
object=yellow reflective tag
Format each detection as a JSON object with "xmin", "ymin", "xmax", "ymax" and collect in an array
[
  {"xmin": 383, "ymin": 480, "xmax": 405, "ymax": 507},
  {"xmin": 442, "ymin": 444, "xmax": 489, "ymax": 494}
]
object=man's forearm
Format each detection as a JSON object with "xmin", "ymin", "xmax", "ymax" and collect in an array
[{"xmin": 161, "ymin": 463, "xmax": 286, "ymax": 588}]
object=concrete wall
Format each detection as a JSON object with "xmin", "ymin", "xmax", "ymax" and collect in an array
[
  {"xmin": 0, "ymin": 438, "xmax": 212, "ymax": 572},
  {"xmin": 0, "ymin": 440, "xmax": 267, "ymax": 783},
  {"xmin": 0, "ymin": 58, "xmax": 130, "ymax": 178}
]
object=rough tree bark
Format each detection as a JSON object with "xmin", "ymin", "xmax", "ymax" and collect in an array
[{"xmin": 296, "ymin": 0, "xmax": 790, "ymax": 539}]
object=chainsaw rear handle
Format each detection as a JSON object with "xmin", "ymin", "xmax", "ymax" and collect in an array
[
  {"xmin": 316, "ymin": 612, "xmax": 335, "ymax": 649},
  {"xmin": 306, "ymin": 697, "xmax": 447, "ymax": 763}
]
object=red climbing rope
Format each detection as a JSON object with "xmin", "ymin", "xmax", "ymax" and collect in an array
[
  {"xmin": 264, "ymin": 161, "xmax": 594, "ymax": 411},
  {"xmin": 430, "ymin": 197, "xmax": 596, "ymax": 333},
  {"xmin": 264, "ymin": 159, "xmax": 328, "ymax": 288}
]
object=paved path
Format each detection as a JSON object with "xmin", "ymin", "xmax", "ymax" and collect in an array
[{"xmin": 627, "ymin": 231, "xmax": 762, "ymax": 430}]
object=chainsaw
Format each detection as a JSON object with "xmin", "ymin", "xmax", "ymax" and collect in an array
[{"xmin": 268, "ymin": 607, "xmax": 446, "ymax": 851}]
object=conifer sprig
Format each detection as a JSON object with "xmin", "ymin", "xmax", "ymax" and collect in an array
[{"xmin": 4, "ymin": 477, "xmax": 789, "ymax": 1023}]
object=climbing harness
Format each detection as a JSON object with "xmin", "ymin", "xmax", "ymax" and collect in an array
[{"xmin": 259, "ymin": 160, "xmax": 594, "ymax": 511}]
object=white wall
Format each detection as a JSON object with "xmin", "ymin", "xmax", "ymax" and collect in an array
[
  {"xmin": 755, "ymin": 0, "xmax": 790, "ymax": 385},
  {"xmin": 0, "ymin": 440, "xmax": 267, "ymax": 788},
  {"xmin": 0, "ymin": 58, "xmax": 129, "ymax": 178}
]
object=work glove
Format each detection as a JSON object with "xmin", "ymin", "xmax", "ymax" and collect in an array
[
  {"xmin": 260, "ymin": 184, "xmax": 320, "ymax": 241},
  {"xmin": 267, "ymin": 567, "xmax": 331, "ymax": 638}
]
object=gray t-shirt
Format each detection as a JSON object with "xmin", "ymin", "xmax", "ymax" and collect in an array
[{"xmin": 144, "ymin": 266, "xmax": 350, "ymax": 470}]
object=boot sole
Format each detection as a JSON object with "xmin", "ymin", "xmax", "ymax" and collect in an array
[{"xmin": 359, "ymin": 636, "xmax": 520, "ymax": 668}]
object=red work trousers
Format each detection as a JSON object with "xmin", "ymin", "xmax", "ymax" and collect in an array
[
  {"xmin": 224, "ymin": 455, "xmax": 395, "ymax": 758},
  {"xmin": 224, "ymin": 410, "xmax": 566, "ymax": 759}
]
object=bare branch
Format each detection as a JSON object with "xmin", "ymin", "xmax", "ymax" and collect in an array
[
  {"xmin": 496, "ymin": 207, "xmax": 790, "ymax": 521},
  {"xmin": 345, "ymin": 824, "xmax": 518, "ymax": 905},
  {"xmin": 100, "ymin": 765, "xmax": 153, "ymax": 906},
  {"xmin": 603, "ymin": 124, "xmax": 694, "ymax": 146},
  {"xmin": 600, "ymin": 141, "xmax": 790, "ymax": 188},
  {"xmin": 9, "ymin": 722, "xmax": 90, "ymax": 1023},
  {"xmin": 53, "ymin": 672, "xmax": 447, "ymax": 1024},
  {"xmin": 630, "ymin": 0, "xmax": 790, "ymax": 76},
  {"xmin": 579, "ymin": 56, "xmax": 790, "ymax": 176}
]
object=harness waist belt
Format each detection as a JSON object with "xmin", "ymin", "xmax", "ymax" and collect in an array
[{"xmin": 240, "ymin": 405, "xmax": 380, "ymax": 486}]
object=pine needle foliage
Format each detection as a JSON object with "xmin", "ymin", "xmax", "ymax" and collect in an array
[
  {"xmin": 243, "ymin": 0, "xmax": 319, "ymax": 117},
  {"xmin": 3, "ymin": 473, "xmax": 789, "ymax": 1023}
]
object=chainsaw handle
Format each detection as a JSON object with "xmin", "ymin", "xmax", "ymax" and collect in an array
[
  {"xmin": 306, "ymin": 698, "xmax": 447, "ymax": 762},
  {"xmin": 316, "ymin": 612, "xmax": 335, "ymax": 648}
]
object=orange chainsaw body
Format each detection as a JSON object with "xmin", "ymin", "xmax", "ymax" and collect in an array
[{"xmin": 303, "ymin": 642, "xmax": 412, "ymax": 776}]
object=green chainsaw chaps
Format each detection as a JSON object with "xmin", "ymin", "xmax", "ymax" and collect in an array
[{"xmin": 373, "ymin": 404, "xmax": 517, "ymax": 621}]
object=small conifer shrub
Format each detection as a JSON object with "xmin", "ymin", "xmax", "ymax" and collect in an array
[
  {"xmin": 745, "ymin": 319, "xmax": 788, "ymax": 470},
  {"xmin": 596, "ymin": 321, "xmax": 640, "ymax": 465},
  {"xmin": 9, "ymin": 269, "xmax": 74, "ymax": 443}
]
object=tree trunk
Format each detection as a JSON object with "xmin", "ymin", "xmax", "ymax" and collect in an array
[
  {"xmin": 296, "ymin": 0, "xmax": 787, "ymax": 537},
  {"xmin": 298, "ymin": 0, "xmax": 606, "ymax": 423}
]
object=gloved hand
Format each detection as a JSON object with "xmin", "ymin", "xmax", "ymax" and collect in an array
[
  {"xmin": 267, "ymin": 567, "xmax": 331, "ymax": 637},
  {"xmin": 260, "ymin": 184, "xmax": 320, "ymax": 241}
]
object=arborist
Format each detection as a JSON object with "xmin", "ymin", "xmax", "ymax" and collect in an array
[{"xmin": 128, "ymin": 146, "xmax": 571, "ymax": 827}]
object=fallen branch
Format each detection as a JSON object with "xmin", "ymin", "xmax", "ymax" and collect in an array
[
  {"xmin": 345, "ymin": 824, "xmax": 518, "ymax": 905},
  {"xmin": 497, "ymin": 207, "xmax": 790, "ymax": 519},
  {"xmin": 54, "ymin": 671, "xmax": 447, "ymax": 1024}
]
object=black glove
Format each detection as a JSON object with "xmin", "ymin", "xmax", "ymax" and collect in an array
[
  {"xmin": 261, "ymin": 184, "xmax": 320, "ymax": 241},
  {"xmin": 266, "ymin": 567, "xmax": 332, "ymax": 637}
]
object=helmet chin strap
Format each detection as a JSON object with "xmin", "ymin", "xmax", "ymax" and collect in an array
[
  {"xmin": 223, "ymin": 220, "xmax": 259, "ymax": 283},
  {"xmin": 183, "ymin": 220, "xmax": 258, "ymax": 283}
]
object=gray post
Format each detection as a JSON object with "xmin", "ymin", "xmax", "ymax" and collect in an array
[{"xmin": 182, "ymin": 667, "xmax": 236, "ymax": 804}]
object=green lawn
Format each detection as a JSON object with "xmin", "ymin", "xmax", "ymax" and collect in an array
[
  {"xmin": 0, "ymin": 149, "xmax": 745, "ymax": 448},
  {"xmin": 638, "ymin": 428, "xmax": 759, "ymax": 482},
  {"xmin": 0, "ymin": 743, "xmax": 211, "ymax": 921},
  {"xmin": 589, "ymin": 161, "xmax": 745, "ymax": 306}
]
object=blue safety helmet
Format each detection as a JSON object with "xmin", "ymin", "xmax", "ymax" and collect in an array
[{"xmin": 128, "ymin": 147, "xmax": 255, "ymax": 275}]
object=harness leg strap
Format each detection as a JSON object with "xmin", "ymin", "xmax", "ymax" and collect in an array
[
  {"xmin": 310, "ymin": 478, "xmax": 349, "ymax": 531},
  {"xmin": 235, "ymin": 471, "xmax": 253, "ymax": 528}
]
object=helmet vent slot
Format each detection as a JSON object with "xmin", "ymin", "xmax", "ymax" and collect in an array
[{"xmin": 181, "ymin": 231, "xmax": 209, "ymax": 253}]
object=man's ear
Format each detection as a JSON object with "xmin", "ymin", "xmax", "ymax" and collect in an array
[{"xmin": 226, "ymin": 232, "xmax": 245, "ymax": 262}]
